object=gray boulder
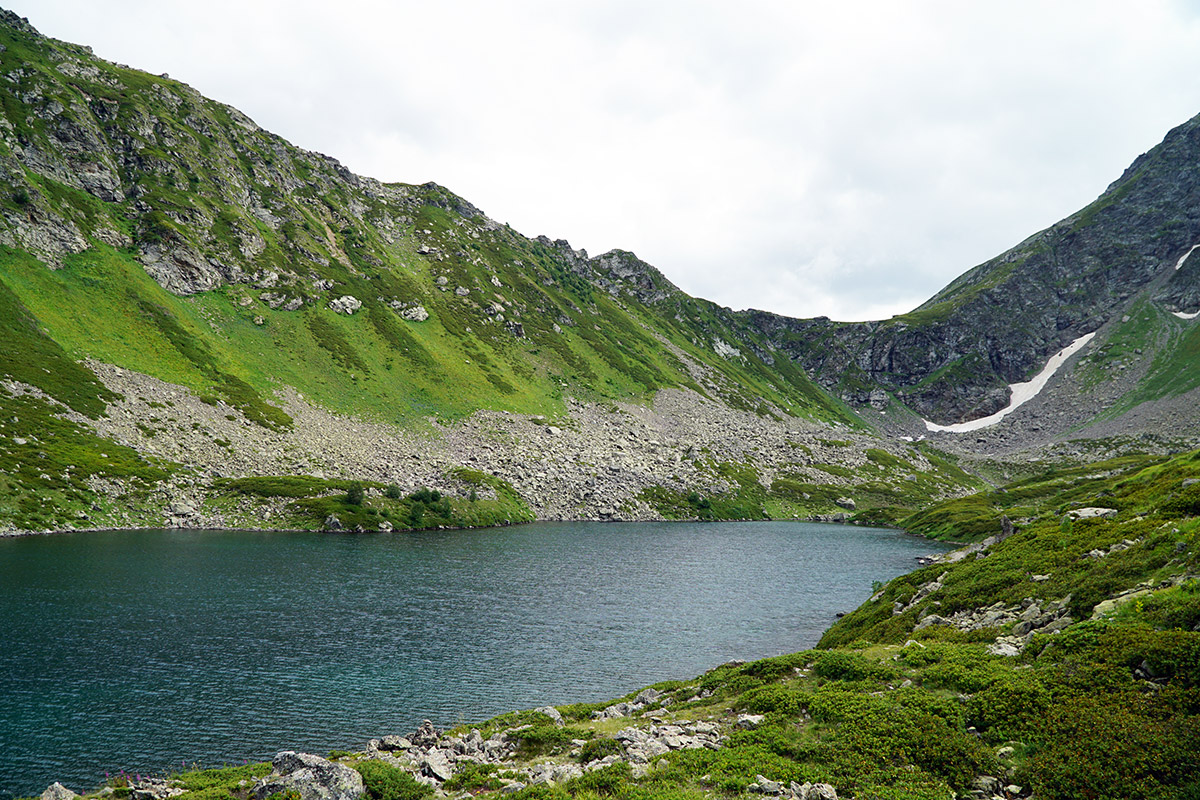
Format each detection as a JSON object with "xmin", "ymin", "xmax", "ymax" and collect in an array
[
  {"xmin": 378, "ymin": 735, "xmax": 411, "ymax": 751},
  {"xmin": 534, "ymin": 705, "xmax": 564, "ymax": 726},
  {"xmin": 420, "ymin": 750, "xmax": 453, "ymax": 782},
  {"xmin": 398, "ymin": 304, "xmax": 429, "ymax": 322},
  {"xmin": 409, "ymin": 719, "xmax": 439, "ymax": 747},
  {"xmin": 41, "ymin": 783, "xmax": 79, "ymax": 800},
  {"xmin": 1067, "ymin": 507, "xmax": 1117, "ymax": 520},
  {"xmin": 635, "ymin": 688, "xmax": 662, "ymax": 705},
  {"xmin": 751, "ymin": 775, "xmax": 782, "ymax": 794},
  {"xmin": 328, "ymin": 295, "xmax": 362, "ymax": 315},
  {"xmin": 791, "ymin": 783, "xmax": 838, "ymax": 800},
  {"xmin": 253, "ymin": 752, "xmax": 364, "ymax": 800},
  {"xmin": 130, "ymin": 779, "xmax": 185, "ymax": 800}
]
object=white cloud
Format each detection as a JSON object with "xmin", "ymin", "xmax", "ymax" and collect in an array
[{"xmin": 8, "ymin": 0, "xmax": 1200, "ymax": 321}]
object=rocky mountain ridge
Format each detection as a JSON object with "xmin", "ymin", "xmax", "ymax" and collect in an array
[{"xmin": 743, "ymin": 112, "xmax": 1200, "ymax": 431}]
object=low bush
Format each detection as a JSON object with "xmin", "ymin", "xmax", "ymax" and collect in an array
[
  {"xmin": 578, "ymin": 737, "xmax": 624, "ymax": 764},
  {"xmin": 352, "ymin": 760, "xmax": 432, "ymax": 800},
  {"xmin": 813, "ymin": 651, "xmax": 896, "ymax": 683},
  {"xmin": 737, "ymin": 684, "xmax": 810, "ymax": 716},
  {"xmin": 510, "ymin": 725, "xmax": 587, "ymax": 758}
]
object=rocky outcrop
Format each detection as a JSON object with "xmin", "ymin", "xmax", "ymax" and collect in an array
[
  {"xmin": 749, "ymin": 776, "xmax": 839, "ymax": 799},
  {"xmin": 40, "ymin": 783, "xmax": 79, "ymax": 800},
  {"xmin": 252, "ymin": 752, "xmax": 364, "ymax": 800},
  {"xmin": 361, "ymin": 713, "xmax": 724, "ymax": 790},
  {"xmin": 913, "ymin": 594, "xmax": 1075, "ymax": 654}
]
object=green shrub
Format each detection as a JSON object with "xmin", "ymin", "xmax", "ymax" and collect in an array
[
  {"xmin": 1028, "ymin": 694, "xmax": 1200, "ymax": 800},
  {"xmin": 738, "ymin": 684, "xmax": 810, "ymax": 716},
  {"xmin": 510, "ymin": 724, "xmax": 584, "ymax": 758},
  {"xmin": 813, "ymin": 651, "xmax": 896, "ymax": 683},
  {"xmin": 352, "ymin": 760, "xmax": 432, "ymax": 800},
  {"xmin": 346, "ymin": 483, "xmax": 366, "ymax": 505},
  {"xmin": 579, "ymin": 737, "xmax": 624, "ymax": 764},
  {"xmin": 442, "ymin": 763, "xmax": 501, "ymax": 792},
  {"xmin": 568, "ymin": 761, "xmax": 632, "ymax": 795},
  {"xmin": 966, "ymin": 674, "xmax": 1051, "ymax": 741}
]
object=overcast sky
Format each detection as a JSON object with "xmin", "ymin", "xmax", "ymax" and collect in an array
[{"xmin": 9, "ymin": 1, "xmax": 1200, "ymax": 321}]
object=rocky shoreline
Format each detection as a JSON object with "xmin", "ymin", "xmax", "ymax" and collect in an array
[{"xmin": 31, "ymin": 694, "xmax": 844, "ymax": 800}]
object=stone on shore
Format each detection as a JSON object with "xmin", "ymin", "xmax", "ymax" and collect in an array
[
  {"xmin": 252, "ymin": 751, "xmax": 364, "ymax": 800},
  {"xmin": 41, "ymin": 783, "xmax": 79, "ymax": 800}
]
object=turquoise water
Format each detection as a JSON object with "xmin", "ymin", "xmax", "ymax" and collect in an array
[{"xmin": 0, "ymin": 521, "xmax": 948, "ymax": 798}]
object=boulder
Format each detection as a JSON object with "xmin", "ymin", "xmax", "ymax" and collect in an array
[
  {"xmin": 409, "ymin": 719, "xmax": 439, "ymax": 747},
  {"xmin": 378, "ymin": 735, "xmax": 411, "ymax": 751},
  {"xmin": 792, "ymin": 783, "xmax": 838, "ymax": 800},
  {"xmin": 323, "ymin": 514, "xmax": 343, "ymax": 531},
  {"xmin": 41, "ymin": 783, "xmax": 79, "ymax": 800},
  {"xmin": 399, "ymin": 305, "xmax": 429, "ymax": 322},
  {"xmin": 751, "ymin": 775, "xmax": 782, "ymax": 794},
  {"xmin": 130, "ymin": 779, "xmax": 185, "ymax": 800},
  {"xmin": 635, "ymin": 688, "xmax": 662, "ymax": 705},
  {"xmin": 328, "ymin": 295, "xmax": 362, "ymax": 315},
  {"xmin": 534, "ymin": 705, "xmax": 564, "ymax": 726},
  {"xmin": 167, "ymin": 500, "xmax": 196, "ymax": 517},
  {"xmin": 834, "ymin": 497, "xmax": 856, "ymax": 511},
  {"xmin": 987, "ymin": 637, "xmax": 1023, "ymax": 657},
  {"xmin": 1067, "ymin": 507, "xmax": 1117, "ymax": 520},
  {"xmin": 420, "ymin": 750, "xmax": 453, "ymax": 783},
  {"xmin": 252, "ymin": 752, "xmax": 364, "ymax": 800}
]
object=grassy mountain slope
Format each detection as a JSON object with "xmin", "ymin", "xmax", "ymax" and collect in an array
[
  {"xmin": 0, "ymin": 10, "xmax": 995, "ymax": 533},
  {"xmin": 0, "ymin": 7, "xmax": 843, "ymax": 428}
]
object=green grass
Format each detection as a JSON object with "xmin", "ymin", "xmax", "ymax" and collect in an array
[
  {"xmin": 0, "ymin": 389, "xmax": 175, "ymax": 530},
  {"xmin": 210, "ymin": 470, "xmax": 533, "ymax": 532}
]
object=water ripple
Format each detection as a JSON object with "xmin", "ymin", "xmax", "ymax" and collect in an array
[{"xmin": 0, "ymin": 521, "xmax": 947, "ymax": 798}]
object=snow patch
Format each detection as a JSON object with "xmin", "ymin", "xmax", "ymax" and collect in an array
[
  {"xmin": 1176, "ymin": 244, "xmax": 1200, "ymax": 271},
  {"xmin": 1172, "ymin": 310, "xmax": 1200, "ymax": 320},
  {"xmin": 924, "ymin": 332, "xmax": 1097, "ymax": 434}
]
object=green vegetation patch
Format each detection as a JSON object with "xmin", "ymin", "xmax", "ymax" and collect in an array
[
  {"xmin": 352, "ymin": 760, "xmax": 432, "ymax": 800},
  {"xmin": 0, "ymin": 389, "xmax": 175, "ymax": 531},
  {"xmin": 211, "ymin": 470, "xmax": 533, "ymax": 532},
  {"xmin": 0, "ymin": 257, "xmax": 118, "ymax": 417}
]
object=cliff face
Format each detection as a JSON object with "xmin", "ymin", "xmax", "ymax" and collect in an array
[{"xmin": 747, "ymin": 112, "xmax": 1200, "ymax": 426}]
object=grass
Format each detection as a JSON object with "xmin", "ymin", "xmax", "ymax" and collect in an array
[
  {"xmin": 636, "ymin": 446, "xmax": 982, "ymax": 523},
  {"xmin": 210, "ymin": 471, "xmax": 533, "ymax": 532},
  {"xmin": 0, "ymin": 389, "xmax": 175, "ymax": 530}
]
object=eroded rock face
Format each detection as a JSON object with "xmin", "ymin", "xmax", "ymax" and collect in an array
[{"xmin": 252, "ymin": 751, "xmax": 364, "ymax": 800}]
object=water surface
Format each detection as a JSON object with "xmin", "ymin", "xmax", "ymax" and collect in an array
[{"xmin": 0, "ymin": 521, "xmax": 948, "ymax": 798}]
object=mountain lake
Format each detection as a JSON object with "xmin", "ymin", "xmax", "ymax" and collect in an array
[{"xmin": 0, "ymin": 521, "xmax": 951, "ymax": 798}]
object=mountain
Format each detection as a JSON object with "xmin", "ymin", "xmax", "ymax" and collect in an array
[
  {"xmin": 745, "ymin": 114, "xmax": 1200, "ymax": 447},
  {"xmin": 0, "ymin": 8, "xmax": 1198, "ymax": 535},
  {"xmin": 0, "ymin": 9, "xmax": 983, "ymax": 533}
]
